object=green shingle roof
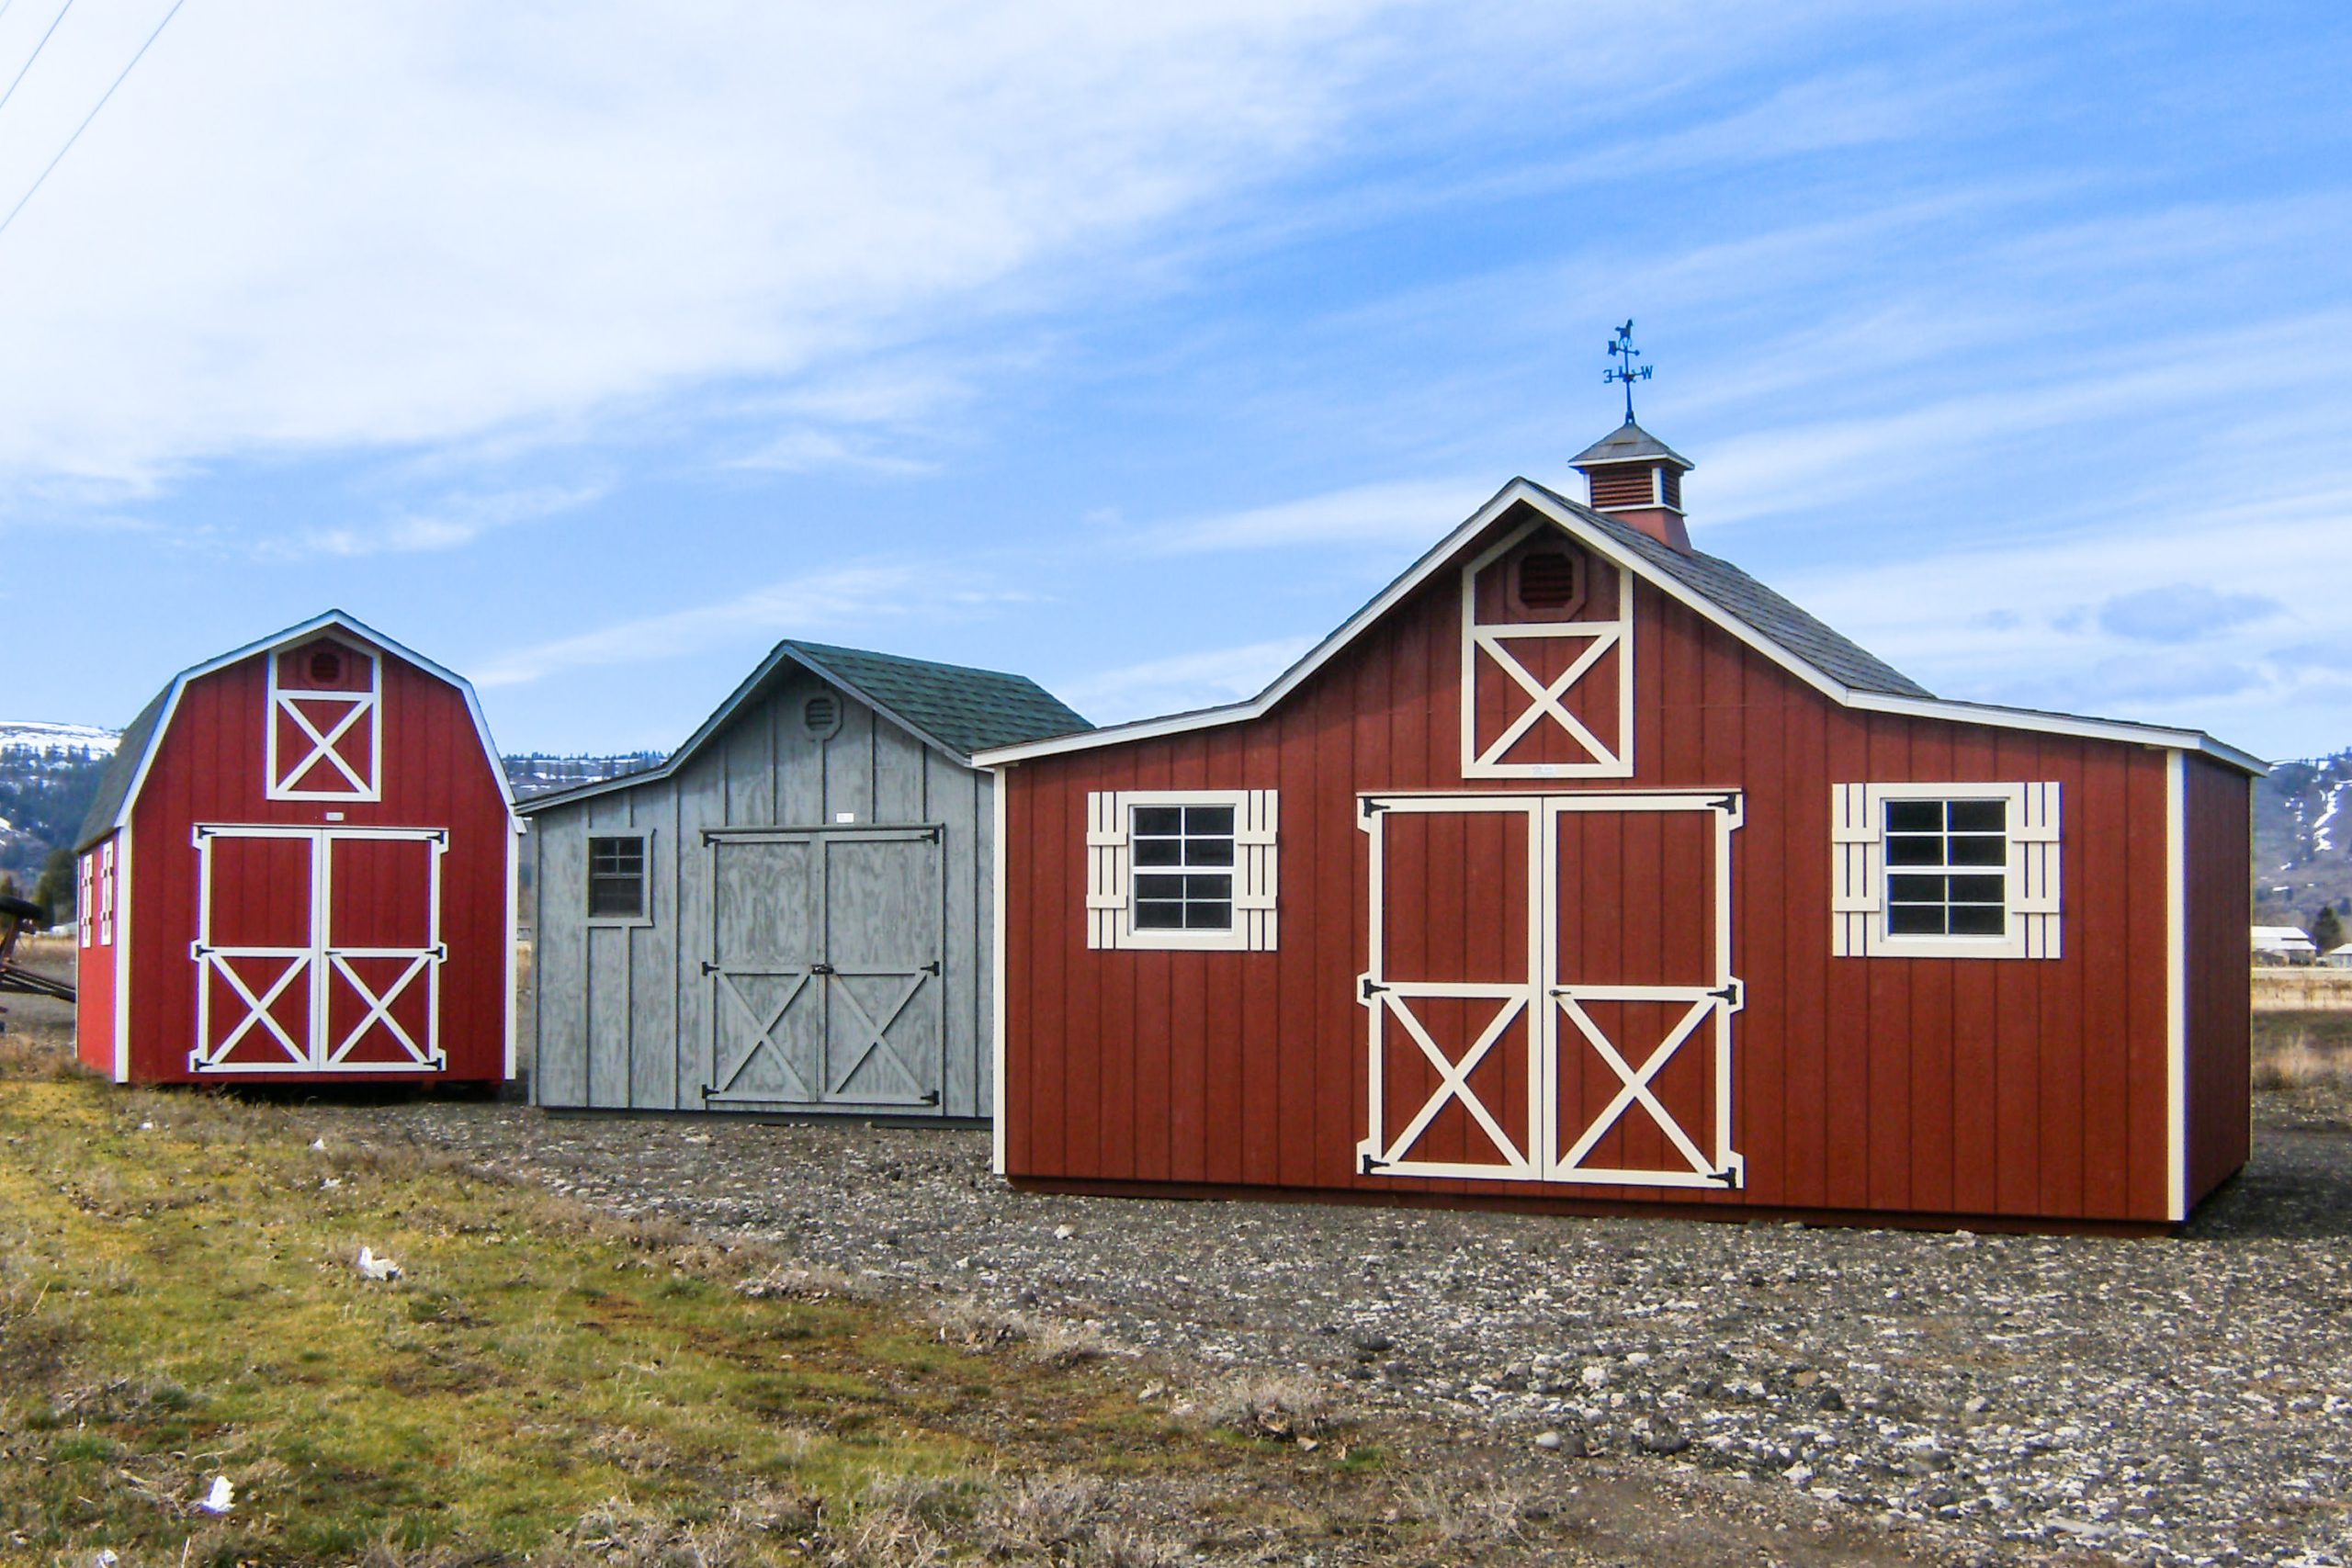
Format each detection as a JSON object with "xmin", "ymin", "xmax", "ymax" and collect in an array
[{"xmin": 779, "ymin": 640, "xmax": 1089, "ymax": 757}]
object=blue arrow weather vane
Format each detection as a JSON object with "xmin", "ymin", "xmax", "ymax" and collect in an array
[{"xmin": 1604, "ymin": 319, "xmax": 1652, "ymax": 424}]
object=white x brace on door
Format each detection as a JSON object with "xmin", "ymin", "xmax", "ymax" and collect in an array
[
  {"xmin": 1357, "ymin": 791, "xmax": 1744, "ymax": 1189},
  {"xmin": 189, "ymin": 824, "xmax": 447, "ymax": 1074}
]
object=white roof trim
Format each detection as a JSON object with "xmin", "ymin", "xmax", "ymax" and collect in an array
[
  {"xmin": 102, "ymin": 610, "xmax": 517, "ymax": 843},
  {"xmin": 974, "ymin": 479, "xmax": 2267, "ymax": 776}
]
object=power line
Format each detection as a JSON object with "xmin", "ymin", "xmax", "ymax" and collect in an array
[
  {"xmin": 0, "ymin": 0, "xmax": 183, "ymax": 244},
  {"xmin": 0, "ymin": 0, "xmax": 74, "ymax": 121}
]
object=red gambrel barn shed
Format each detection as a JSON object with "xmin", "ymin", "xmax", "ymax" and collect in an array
[
  {"xmin": 977, "ymin": 421, "xmax": 2261, "ymax": 1230},
  {"xmin": 73, "ymin": 612, "xmax": 517, "ymax": 1088}
]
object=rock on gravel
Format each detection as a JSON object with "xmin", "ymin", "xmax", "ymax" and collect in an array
[{"xmin": 348, "ymin": 1099, "xmax": 2352, "ymax": 1567}]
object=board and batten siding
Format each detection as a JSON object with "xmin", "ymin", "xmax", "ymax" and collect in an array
[
  {"xmin": 1001, "ymin": 507, "xmax": 2200, "ymax": 1225},
  {"xmin": 532, "ymin": 667, "xmax": 994, "ymax": 1119}
]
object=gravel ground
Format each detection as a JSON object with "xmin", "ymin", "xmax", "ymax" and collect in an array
[{"xmin": 325, "ymin": 1098, "xmax": 2349, "ymax": 1566}]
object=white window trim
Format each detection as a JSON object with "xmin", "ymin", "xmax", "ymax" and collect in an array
[
  {"xmin": 1086, "ymin": 789, "xmax": 1277, "ymax": 953},
  {"xmin": 1832, "ymin": 781, "xmax": 2060, "ymax": 960},
  {"xmin": 584, "ymin": 829, "xmax": 656, "ymax": 929},
  {"xmin": 76, "ymin": 853, "xmax": 94, "ymax": 948},
  {"xmin": 265, "ymin": 632, "xmax": 383, "ymax": 802},
  {"xmin": 96, "ymin": 841, "xmax": 115, "ymax": 946},
  {"xmin": 1458, "ymin": 520, "xmax": 1635, "ymax": 781}
]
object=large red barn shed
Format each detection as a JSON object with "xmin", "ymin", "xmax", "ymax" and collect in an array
[
  {"xmin": 977, "ymin": 423, "xmax": 2260, "ymax": 1230},
  {"xmin": 73, "ymin": 612, "xmax": 517, "ymax": 1087}
]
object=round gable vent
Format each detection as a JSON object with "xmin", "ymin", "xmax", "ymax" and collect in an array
[
  {"xmin": 308, "ymin": 649, "xmax": 345, "ymax": 685},
  {"xmin": 803, "ymin": 693, "xmax": 842, "ymax": 740}
]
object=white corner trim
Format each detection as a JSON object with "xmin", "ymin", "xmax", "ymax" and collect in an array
[
  {"xmin": 2165, "ymin": 750, "xmax": 2188, "ymax": 1222},
  {"xmin": 113, "ymin": 823, "xmax": 132, "ymax": 1083},
  {"xmin": 504, "ymin": 818, "xmax": 521, "ymax": 1083},
  {"xmin": 991, "ymin": 767, "xmax": 1010, "ymax": 1177}
]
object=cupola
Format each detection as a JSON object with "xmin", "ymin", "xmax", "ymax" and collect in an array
[{"xmin": 1570, "ymin": 419, "xmax": 1694, "ymax": 554}]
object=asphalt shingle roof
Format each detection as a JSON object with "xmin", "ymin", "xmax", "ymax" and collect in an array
[
  {"xmin": 779, "ymin": 640, "xmax": 1090, "ymax": 757},
  {"xmin": 1568, "ymin": 420, "xmax": 1692, "ymax": 469},
  {"xmin": 74, "ymin": 685, "xmax": 170, "ymax": 852},
  {"xmin": 1527, "ymin": 479, "xmax": 1935, "ymax": 699}
]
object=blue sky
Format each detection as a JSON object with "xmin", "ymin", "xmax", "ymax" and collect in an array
[{"xmin": 2, "ymin": 2, "xmax": 2348, "ymax": 760}]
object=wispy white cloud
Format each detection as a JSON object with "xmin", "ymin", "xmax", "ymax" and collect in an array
[
  {"xmin": 1139, "ymin": 477, "xmax": 1494, "ymax": 553},
  {"xmin": 728, "ymin": 429, "xmax": 935, "ymax": 477},
  {"xmin": 275, "ymin": 482, "xmax": 609, "ymax": 559},
  {"xmin": 1056, "ymin": 637, "xmax": 1314, "ymax": 724},
  {"xmin": 472, "ymin": 561, "xmax": 1036, "ymax": 688}
]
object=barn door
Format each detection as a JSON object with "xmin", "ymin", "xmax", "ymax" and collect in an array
[
  {"xmin": 1544, "ymin": 795, "xmax": 1743, "ymax": 1189},
  {"xmin": 1358, "ymin": 792, "xmax": 1742, "ymax": 1190},
  {"xmin": 705, "ymin": 826, "xmax": 944, "ymax": 1110},
  {"xmin": 1355, "ymin": 796, "xmax": 1540, "ymax": 1180},
  {"xmin": 190, "ymin": 825, "xmax": 446, "ymax": 1074}
]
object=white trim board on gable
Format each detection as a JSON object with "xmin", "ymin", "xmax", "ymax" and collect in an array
[{"xmin": 974, "ymin": 479, "xmax": 2266, "ymax": 778}]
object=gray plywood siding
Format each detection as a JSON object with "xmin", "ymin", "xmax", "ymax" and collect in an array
[{"xmin": 530, "ymin": 666, "xmax": 995, "ymax": 1121}]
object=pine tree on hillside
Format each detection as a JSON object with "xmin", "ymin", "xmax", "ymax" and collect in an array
[{"xmin": 2315, "ymin": 905, "xmax": 2346, "ymax": 956}]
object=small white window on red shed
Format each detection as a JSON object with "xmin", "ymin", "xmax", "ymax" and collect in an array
[
  {"xmin": 1831, "ymin": 782, "xmax": 2060, "ymax": 959},
  {"xmin": 266, "ymin": 636, "xmax": 381, "ymax": 801},
  {"xmin": 97, "ymin": 841, "xmax": 115, "ymax": 946},
  {"xmin": 1085, "ymin": 789, "xmax": 1277, "ymax": 952},
  {"xmin": 76, "ymin": 853, "xmax": 94, "ymax": 948}
]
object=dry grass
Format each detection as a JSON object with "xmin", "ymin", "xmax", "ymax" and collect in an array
[
  {"xmin": 1195, "ymin": 1370, "xmax": 1335, "ymax": 1441},
  {"xmin": 928, "ymin": 1295, "xmax": 1112, "ymax": 1368},
  {"xmin": 2253, "ymin": 1024, "xmax": 2352, "ymax": 1092}
]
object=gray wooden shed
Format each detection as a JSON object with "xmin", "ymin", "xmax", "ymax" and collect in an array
[{"xmin": 521, "ymin": 640, "xmax": 1086, "ymax": 1118}]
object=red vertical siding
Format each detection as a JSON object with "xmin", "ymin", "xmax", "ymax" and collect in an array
[
  {"xmin": 118, "ymin": 637, "xmax": 512, "ymax": 1085},
  {"xmin": 2183, "ymin": 755, "xmax": 2252, "ymax": 1206},
  {"xmin": 73, "ymin": 837, "xmax": 119, "ymax": 1077},
  {"xmin": 1003, "ymin": 506, "xmax": 2221, "ymax": 1225}
]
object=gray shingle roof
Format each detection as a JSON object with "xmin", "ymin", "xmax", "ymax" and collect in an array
[
  {"xmin": 1527, "ymin": 479, "xmax": 1935, "ymax": 699},
  {"xmin": 74, "ymin": 685, "xmax": 170, "ymax": 853},
  {"xmin": 1569, "ymin": 421, "xmax": 1692, "ymax": 469},
  {"xmin": 516, "ymin": 638, "xmax": 1090, "ymax": 814},
  {"xmin": 779, "ymin": 640, "xmax": 1090, "ymax": 757}
]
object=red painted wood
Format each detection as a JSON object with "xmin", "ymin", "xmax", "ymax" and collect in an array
[
  {"xmin": 997, "ymin": 502, "xmax": 2236, "ymax": 1224},
  {"xmin": 72, "ymin": 839, "xmax": 119, "ymax": 1077},
  {"xmin": 2183, "ymin": 756, "xmax": 2251, "ymax": 1206},
  {"xmin": 110, "ymin": 628, "xmax": 510, "ymax": 1086}
]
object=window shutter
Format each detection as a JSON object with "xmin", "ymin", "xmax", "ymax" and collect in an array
[
  {"xmin": 2015, "ymin": 781, "xmax": 2062, "ymax": 958},
  {"xmin": 1829, "ymin": 783, "xmax": 1878, "ymax": 957},
  {"xmin": 1235, "ymin": 789, "xmax": 1280, "ymax": 951},
  {"xmin": 1084, "ymin": 792, "xmax": 1126, "ymax": 950},
  {"xmin": 77, "ymin": 856, "xmax": 94, "ymax": 949},
  {"xmin": 98, "ymin": 844, "xmax": 115, "ymax": 946}
]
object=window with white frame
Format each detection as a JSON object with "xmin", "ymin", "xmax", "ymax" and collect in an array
[
  {"xmin": 97, "ymin": 841, "xmax": 114, "ymax": 945},
  {"xmin": 76, "ymin": 853, "xmax": 94, "ymax": 948},
  {"xmin": 1086, "ymin": 790, "xmax": 1277, "ymax": 951},
  {"xmin": 1832, "ymin": 783, "xmax": 2060, "ymax": 959}
]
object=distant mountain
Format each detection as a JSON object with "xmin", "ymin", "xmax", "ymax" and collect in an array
[
  {"xmin": 0, "ymin": 725, "xmax": 663, "ymax": 899},
  {"xmin": 2253, "ymin": 749, "xmax": 2352, "ymax": 931}
]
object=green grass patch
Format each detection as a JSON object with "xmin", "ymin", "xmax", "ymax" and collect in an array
[{"xmin": 0, "ymin": 1077, "xmax": 1275, "ymax": 1564}]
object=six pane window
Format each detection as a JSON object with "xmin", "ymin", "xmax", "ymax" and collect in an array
[
  {"xmin": 1130, "ymin": 805, "xmax": 1235, "ymax": 931},
  {"xmin": 1883, "ymin": 798, "xmax": 2007, "ymax": 937},
  {"xmin": 588, "ymin": 836, "xmax": 648, "ymax": 919}
]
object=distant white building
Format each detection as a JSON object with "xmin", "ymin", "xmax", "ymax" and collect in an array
[
  {"xmin": 2322, "ymin": 943, "xmax": 2352, "ymax": 970},
  {"xmin": 2254, "ymin": 925, "xmax": 2320, "ymax": 964}
]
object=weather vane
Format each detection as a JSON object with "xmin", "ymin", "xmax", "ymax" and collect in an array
[{"xmin": 1603, "ymin": 319, "xmax": 1651, "ymax": 425}]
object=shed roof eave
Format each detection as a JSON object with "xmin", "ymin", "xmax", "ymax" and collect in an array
[{"xmin": 77, "ymin": 609, "xmax": 517, "ymax": 850}]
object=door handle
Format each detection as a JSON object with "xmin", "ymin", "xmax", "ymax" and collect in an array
[{"xmin": 809, "ymin": 962, "xmax": 836, "ymax": 976}]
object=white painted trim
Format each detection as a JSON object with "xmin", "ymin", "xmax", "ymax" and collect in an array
[
  {"xmin": 113, "ymin": 822, "xmax": 131, "ymax": 1083},
  {"xmin": 264, "ymin": 629, "xmax": 383, "ymax": 802},
  {"xmin": 1833, "ymin": 782, "xmax": 2061, "ymax": 961},
  {"xmin": 992, "ymin": 770, "xmax": 1009, "ymax": 1176},
  {"xmin": 1355, "ymin": 788, "xmax": 1743, "ymax": 1190},
  {"xmin": 972, "ymin": 479, "xmax": 2265, "ymax": 778},
  {"xmin": 188, "ymin": 823, "xmax": 448, "ymax": 1075},
  {"xmin": 96, "ymin": 609, "xmax": 520, "ymax": 849},
  {"xmin": 1457, "ymin": 524, "xmax": 1634, "ymax": 779},
  {"xmin": 1087, "ymin": 788, "xmax": 1277, "ymax": 953},
  {"xmin": 2165, "ymin": 750, "xmax": 2188, "ymax": 1222},
  {"xmin": 503, "ymin": 817, "xmax": 521, "ymax": 1083}
]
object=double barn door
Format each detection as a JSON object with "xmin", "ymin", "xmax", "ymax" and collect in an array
[
  {"xmin": 191, "ymin": 825, "xmax": 447, "ymax": 1074},
  {"xmin": 705, "ymin": 825, "xmax": 944, "ymax": 1110},
  {"xmin": 1359, "ymin": 791, "xmax": 1744, "ymax": 1190}
]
